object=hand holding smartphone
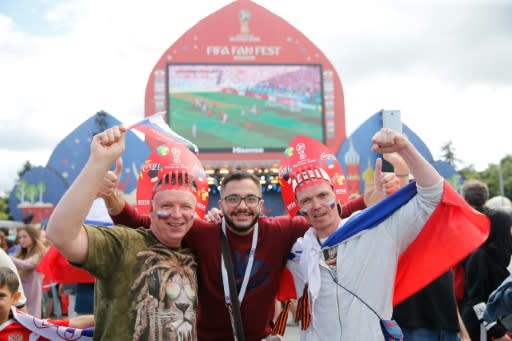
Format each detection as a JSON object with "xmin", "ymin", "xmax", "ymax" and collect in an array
[{"xmin": 381, "ymin": 110, "xmax": 402, "ymax": 172}]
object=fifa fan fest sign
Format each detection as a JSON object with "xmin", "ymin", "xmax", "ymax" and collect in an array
[{"xmin": 144, "ymin": 0, "xmax": 347, "ymax": 167}]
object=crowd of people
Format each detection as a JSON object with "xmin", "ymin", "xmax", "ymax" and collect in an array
[{"xmin": 1, "ymin": 124, "xmax": 510, "ymax": 341}]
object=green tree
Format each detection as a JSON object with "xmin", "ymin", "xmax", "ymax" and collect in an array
[
  {"xmin": 503, "ymin": 155, "xmax": 512, "ymax": 198},
  {"xmin": 493, "ymin": 155, "xmax": 512, "ymax": 199},
  {"xmin": 439, "ymin": 140, "xmax": 461, "ymax": 168},
  {"xmin": 459, "ymin": 155, "xmax": 512, "ymax": 200},
  {"xmin": 17, "ymin": 161, "xmax": 33, "ymax": 178},
  {"xmin": 0, "ymin": 197, "xmax": 9, "ymax": 220},
  {"xmin": 36, "ymin": 181, "xmax": 46, "ymax": 203},
  {"xmin": 26, "ymin": 184, "xmax": 37, "ymax": 204},
  {"xmin": 459, "ymin": 165, "xmax": 481, "ymax": 182},
  {"xmin": 15, "ymin": 180, "xmax": 29, "ymax": 203}
]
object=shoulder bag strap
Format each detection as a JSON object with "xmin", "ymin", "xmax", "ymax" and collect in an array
[{"xmin": 220, "ymin": 230, "xmax": 246, "ymax": 341}]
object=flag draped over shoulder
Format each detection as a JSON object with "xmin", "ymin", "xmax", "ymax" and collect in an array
[
  {"xmin": 393, "ymin": 181, "xmax": 490, "ymax": 305},
  {"xmin": 128, "ymin": 112, "xmax": 199, "ymax": 154},
  {"xmin": 324, "ymin": 181, "xmax": 489, "ymax": 305},
  {"xmin": 276, "ymin": 181, "xmax": 490, "ymax": 306},
  {"xmin": 322, "ymin": 181, "xmax": 418, "ymax": 247}
]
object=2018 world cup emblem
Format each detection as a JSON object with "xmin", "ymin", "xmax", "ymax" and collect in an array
[
  {"xmin": 239, "ymin": 9, "xmax": 251, "ymax": 34},
  {"xmin": 171, "ymin": 147, "xmax": 182, "ymax": 163}
]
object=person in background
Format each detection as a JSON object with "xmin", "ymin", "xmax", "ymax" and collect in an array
[
  {"xmin": 0, "ymin": 227, "xmax": 10, "ymax": 252},
  {"xmin": 10, "ymin": 225, "xmax": 47, "ymax": 317},
  {"xmin": 453, "ymin": 180, "xmax": 491, "ymax": 308},
  {"xmin": 461, "ymin": 209, "xmax": 512, "ymax": 341},
  {"xmin": 485, "ymin": 272, "xmax": 512, "ymax": 328},
  {"xmin": 461, "ymin": 180, "xmax": 489, "ymax": 213},
  {"xmin": 38, "ymin": 226, "xmax": 63, "ymax": 319},
  {"xmin": 482, "ymin": 197, "xmax": 512, "ymax": 329},
  {"xmin": 0, "ymin": 266, "xmax": 94, "ymax": 340},
  {"xmin": 486, "ymin": 196, "xmax": 512, "ymax": 213},
  {"xmin": 0, "ymin": 248, "xmax": 27, "ymax": 309}
]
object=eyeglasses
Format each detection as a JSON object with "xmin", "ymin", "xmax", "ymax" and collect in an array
[{"xmin": 222, "ymin": 194, "xmax": 262, "ymax": 208}]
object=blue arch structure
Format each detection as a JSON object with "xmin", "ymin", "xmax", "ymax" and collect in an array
[
  {"xmin": 8, "ymin": 166, "xmax": 68, "ymax": 224},
  {"xmin": 46, "ymin": 112, "xmax": 150, "ymax": 192},
  {"xmin": 338, "ymin": 111, "xmax": 437, "ymax": 195},
  {"xmin": 9, "ymin": 112, "xmax": 150, "ymax": 222},
  {"xmin": 432, "ymin": 160, "xmax": 463, "ymax": 190}
]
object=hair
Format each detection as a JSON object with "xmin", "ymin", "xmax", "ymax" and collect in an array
[
  {"xmin": 461, "ymin": 179, "xmax": 489, "ymax": 211},
  {"xmin": 0, "ymin": 227, "xmax": 9, "ymax": 237},
  {"xmin": 0, "ymin": 227, "xmax": 9, "ymax": 252},
  {"xmin": 0, "ymin": 267, "xmax": 20, "ymax": 294},
  {"xmin": 15, "ymin": 225, "xmax": 47, "ymax": 264},
  {"xmin": 221, "ymin": 171, "xmax": 261, "ymax": 196},
  {"xmin": 481, "ymin": 208, "xmax": 512, "ymax": 268}
]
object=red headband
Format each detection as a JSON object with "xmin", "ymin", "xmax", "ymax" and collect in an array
[
  {"xmin": 152, "ymin": 170, "xmax": 197, "ymax": 197},
  {"xmin": 278, "ymin": 135, "xmax": 349, "ymax": 216},
  {"xmin": 290, "ymin": 167, "xmax": 332, "ymax": 193}
]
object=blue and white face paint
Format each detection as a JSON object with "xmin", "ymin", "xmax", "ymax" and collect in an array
[
  {"xmin": 299, "ymin": 198, "xmax": 336, "ymax": 216},
  {"xmin": 156, "ymin": 210, "xmax": 171, "ymax": 220},
  {"xmin": 156, "ymin": 210, "xmax": 195, "ymax": 220}
]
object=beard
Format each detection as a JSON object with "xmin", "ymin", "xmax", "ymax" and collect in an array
[{"xmin": 224, "ymin": 213, "xmax": 260, "ymax": 233}]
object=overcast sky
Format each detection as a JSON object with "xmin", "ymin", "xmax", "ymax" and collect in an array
[{"xmin": 0, "ymin": 0, "xmax": 511, "ymax": 194}]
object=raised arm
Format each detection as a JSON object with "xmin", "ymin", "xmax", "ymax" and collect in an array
[
  {"xmin": 363, "ymin": 156, "xmax": 402, "ymax": 207},
  {"xmin": 111, "ymin": 200, "xmax": 151, "ymax": 228},
  {"xmin": 47, "ymin": 126, "xmax": 126, "ymax": 263},
  {"xmin": 97, "ymin": 157, "xmax": 151, "ymax": 229},
  {"xmin": 97, "ymin": 157, "xmax": 125, "ymax": 216},
  {"xmin": 372, "ymin": 128, "xmax": 442, "ymax": 187},
  {"xmin": 10, "ymin": 253, "xmax": 42, "ymax": 271}
]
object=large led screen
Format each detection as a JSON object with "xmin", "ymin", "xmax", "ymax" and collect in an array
[{"xmin": 167, "ymin": 64, "xmax": 325, "ymax": 152}]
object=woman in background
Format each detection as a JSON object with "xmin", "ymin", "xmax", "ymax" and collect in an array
[
  {"xmin": 462, "ymin": 209, "xmax": 512, "ymax": 341},
  {"xmin": 10, "ymin": 225, "xmax": 48, "ymax": 317},
  {"xmin": 0, "ymin": 227, "xmax": 10, "ymax": 252}
]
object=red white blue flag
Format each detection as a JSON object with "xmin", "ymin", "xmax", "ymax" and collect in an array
[
  {"xmin": 10, "ymin": 307, "xmax": 94, "ymax": 340},
  {"xmin": 128, "ymin": 112, "xmax": 199, "ymax": 154}
]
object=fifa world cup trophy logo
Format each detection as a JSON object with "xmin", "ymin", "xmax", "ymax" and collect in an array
[
  {"xmin": 239, "ymin": 9, "xmax": 251, "ymax": 34},
  {"xmin": 171, "ymin": 147, "xmax": 182, "ymax": 164},
  {"xmin": 296, "ymin": 143, "xmax": 306, "ymax": 160}
]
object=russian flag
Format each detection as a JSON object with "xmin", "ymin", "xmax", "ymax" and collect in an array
[
  {"xmin": 322, "ymin": 181, "xmax": 489, "ymax": 304},
  {"xmin": 37, "ymin": 245, "xmax": 95, "ymax": 284},
  {"xmin": 128, "ymin": 111, "xmax": 199, "ymax": 154},
  {"xmin": 36, "ymin": 199, "xmax": 111, "ymax": 284},
  {"xmin": 276, "ymin": 181, "xmax": 489, "ymax": 306},
  {"xmin": 392, "ymin": 181, "xmax": 489, "ymax": 304}
]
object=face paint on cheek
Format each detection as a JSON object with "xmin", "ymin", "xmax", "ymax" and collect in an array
[
  {"xmin": 299, "ymin": 208, "xmax": 309, "ymax": 216},
  {"xmin": 329, "ymin": 199, "xmax": 336, "ymax": 209},
  {"xmin": 156, "ymin": 210, "xmax": 171, "ymax": 220}
]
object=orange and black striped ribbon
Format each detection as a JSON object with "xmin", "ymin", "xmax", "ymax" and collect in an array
[
  {"xmin": 295, "ymin": 283, "xmax": 311, "ymax": 330},
  {"xmin": 270, "ymin": 300, "xmax": 291, "ymax": 336}
]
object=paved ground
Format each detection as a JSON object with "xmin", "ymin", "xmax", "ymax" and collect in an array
[{"xmin": 281, "ymin": 323, "xmax": 299, "ymax": 340}]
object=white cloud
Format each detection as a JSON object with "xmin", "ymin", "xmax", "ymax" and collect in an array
[{"xmin": 0, "ymin": 0, "xmax": 510, "ymax": 193}]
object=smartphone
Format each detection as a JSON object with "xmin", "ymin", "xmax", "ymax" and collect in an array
[
  {"xmin": 382, "ymin": 110, "xmax": 402, "ymax": 134},
  {"xmin": 381, "ymin": 110, "xmax": 402, "ymax": 172}
]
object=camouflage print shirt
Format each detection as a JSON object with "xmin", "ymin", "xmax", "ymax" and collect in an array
[{"xmin": 81, "ymin": 225, "xmax": 197, "ymax": 341}]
